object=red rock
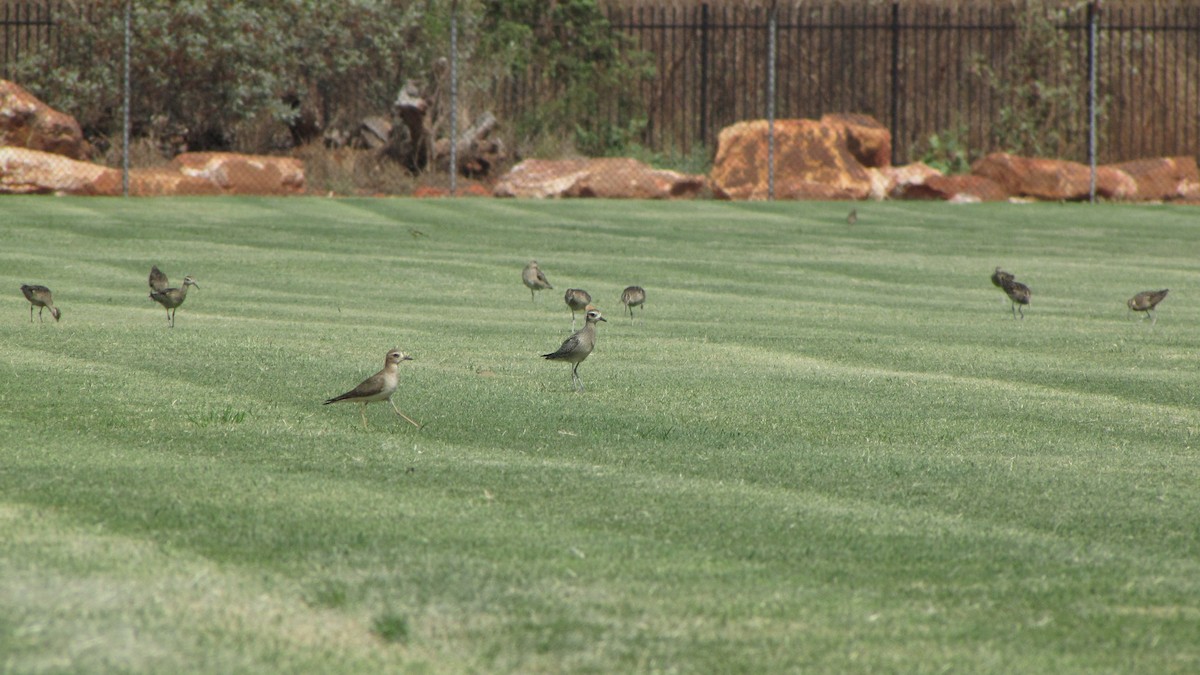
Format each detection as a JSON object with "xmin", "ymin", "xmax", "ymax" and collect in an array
[
  {"xmin": 971, "ymin": 153, "xmax": 1091, "ymax": 201},
  {"xmin": 494, "ymin": 158, "xmax": 704, "ymax": 199},
  {"xmin": 171, "ymin": 152, "xmax": 305, "ymax": 195},
  {"xmin": 1105, "ymin": 157, "xmax": 1200, "ymax": 201},
  {"xmin": 911, "ymin": 174, "xmax": 1008, "ymax": 202},
  {"xmin": 820, "ymin": 113, "xmax": 892, "ymax": 168},
  {"xmin": 0, "ymin": 80, "xmax": 90, "ymax": 160},
  {"xmin": 711, "ymin": 119, "xmax": 872, "ymax": 200},
  {"xmin": 0, "ymin": 147, "xmax": 116, "ymax": 195},
  {"xmin": 128, "ymin": 167, "xmax": 223, "ymax": 196},
  {"xmin": 881, "ymin": 162, "xmax": 943, "ymax": 198}
]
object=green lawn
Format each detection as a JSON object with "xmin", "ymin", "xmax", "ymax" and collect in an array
[{"xmin": 2, "ymin": 196, "xmax": 1199, "ymax": 673}]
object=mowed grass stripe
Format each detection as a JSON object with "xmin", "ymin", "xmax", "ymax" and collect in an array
[{"xmin": 3, "ymin": 197, "xmax": 1200, "ymax": 672}]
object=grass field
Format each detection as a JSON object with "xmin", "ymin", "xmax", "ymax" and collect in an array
[{"xmin": 2, "ymin": 196, "xmax": 1199, "ymax": 673}]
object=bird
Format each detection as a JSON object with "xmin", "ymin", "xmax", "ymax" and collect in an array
[
  {"xmin": 564, "ymin": 288, "xmax": 592, "ymax": 330},
  {"xmin": 1128, "ymin": 289, "xmax": 1168, "ymax": 324},
  {"xmin": 847, "ymin": 208, "xmax": 857, "ymax": 225},
  {"xmin": 991, "ymin": 266, "xmax": 1015, "ymax": 289},
  {"xmin": 148, "ymin": 265, "xmax": 170, "ymax": 293},
  {"xmin": 149, "ymin": 274, "xmax": 198, "ymax": 327},
  {"xmin": 620, "ymin": 285, "xmax": 646, "ymax": 322},
  {"xmin": 1003, "ymin": 279, "xmax": 1031, "ymax": 319},
  {"xmin": 20, "ymin": 284, "xmax": 61, "ymax": 322},
  {"xmin": 542, "ymin": 306, "xmax": 606, "ymax": 392},
  {"xmin": 522, "ymin": 260, "xmax": 553, "ymax": 301},
  {"xmin": 991, "ymin": 267, "xmax": 1017, "ymax": 306},
  {"xmin": 323, "ymin": 348, "xmax": 420, "ymax": 429}
]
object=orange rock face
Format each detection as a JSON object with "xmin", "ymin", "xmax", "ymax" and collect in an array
[
  {"xmin": 0, "ymin": 147, "xmax": 115, "ymax": 194},
  {"xmin": 494, "ymin": 158, "xmax": 705, "ymax": 199},
  {"xmin": 710, "ymin": 119, "xmax": 875, "ymax": 200},
  {"xmin": 171, "ymin": 152, "xmax": 305, "ymax": 195},
  {"xmin": 0, "ymin": 80, "xmax": 90, "ymax": 160}
]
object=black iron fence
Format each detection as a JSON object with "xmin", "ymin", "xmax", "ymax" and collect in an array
[
  {"xmin": 594, "ymin": 2, "xmax": 1200, "ymax": 166},
  {"xmin": 2, "ymin": 1, "xmax": 1198, "ymax": 196}
]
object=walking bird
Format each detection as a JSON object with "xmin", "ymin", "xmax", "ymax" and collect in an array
[
  {"xmin": 1003, "ymin": 279, "xmax": 1031, "ymax": 319},
  {"xmin": 148, "ymin": 265, "xmax": 170, "ymax": 293},
  {"xmin": 323, "ymin": 348, "xmax": 420, "ymax": 429},
  {"xmin": 847, "ymin": 208, "xmax": 857, "ymax": 226},
  {"xmin": 20, "ymin": 284, "xmax": 61, "ymax": 322},
  {"xmin": 1128, "ymin": 289, "xmax": 1168, "ymax": 324},
  {"xmin": 522, "ymin": 260, "xmax": 553, "ymax": 301},
  {"xmin": 543, "ymin": 307, "xmax": 606, "ymax": 392},
  {"xmin": 991, "ymin": 267, "xmax": 1015, "ymax": 290},
  {"xmin": 620, "ymin": 285, "xmax": 646, "ymax": 322},
  {"xmin": 149, "ymin": 273, "xmax": 198, "ymax": 328},
  {"xmin": 564, "ymin": 288, "xmax": 592, "ymax": 331}
]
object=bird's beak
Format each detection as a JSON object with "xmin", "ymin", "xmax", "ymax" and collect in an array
[
  {"xmin": 599, "ymin": 317, "xmax": 607, "ymax": 322},
  {"xmin": 403, "ymin": 354, "xmax": 414, "ymax": 361}
]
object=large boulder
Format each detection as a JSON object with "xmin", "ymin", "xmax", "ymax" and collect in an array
[
  {"xmin": 0, "ymin": 146, "xmax": 116, "ymax": 194},
  {"xmin": 710, "ymin": 118, "xmax": 874, "ymax": 200},
  {"xmin": 970, "ymin": 153, "xmax": 1093, "ymax": 201},
  {"xmin": 494, "ymin": 158, "xmax": 705, "ymax": 199},
  {"xmin": 820, "ymin": 113, "xmax": 891, "ymax": 168},
  {"xmin": 0, "ymin": 80, "xmax": 90, "ymax": 160},
  {"xmin": 171, "ymin": 152, "xmax": 305, "ymax": 195},
  {"xmin": 127, "ymin": 167, "xmax": 224, "ymax": 196},
  {"xmin": 1105, "ymin": 157, "xmax": 1200, "ymax": 201}
]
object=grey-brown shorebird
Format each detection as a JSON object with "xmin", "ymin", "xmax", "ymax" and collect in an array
[
  {"xmin": 1128, "ymin": 289, "xmax": 1168, "ymax": 324},
  {"xmin": 620, "ymin": 285, "xmax": 646, "ymax": 322},
  {"xmin": 149, "ymin": 273, "xmax": 198, "ymax": 328},
  {"xmin": 847, "ymin": 208, "xmax": 858, "ymax": 226},
  {"xmin": 148, "ymin": 265, "xmax": 170, "ymax": 293},
  {"xmin": 522, "ymin": 260, "xmax": 553, "ymax": 301},
  {"xmin": 564, "ymin": 288, "xmax": 592, "ymax": 331},
  {"xmin": 543, "ymin": 306, "xmax": 606, "ymax": 392},
  {"xmin": 1003, "ymin": 279, "xmax": 1031, "ymax": 319},
  {"xmin": 323, "ymin": 348, "xmax": 420, "ymax": 429},
  {"xmin": 20, "ymin": 284, "xmax": 61, "ymax": 322}
]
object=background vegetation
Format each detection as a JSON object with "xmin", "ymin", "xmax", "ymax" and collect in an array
[{"xmin": 3, "ymin": 197, "xmax": 1200, "ymax": 672}]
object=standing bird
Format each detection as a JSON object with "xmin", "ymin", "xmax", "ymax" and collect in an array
[
  {"xmin": 542, "ymin": 307, "xmax": 606, "ymax": 392},
  {"xmin": 620, "ymin": 285, "xmax": 646, "ymax": 322},
  {"xmin": 991, "ymin": 267, "xmax": 1016, "ymax": 306},
  {"xmin": 148, "ymin": 265, "xmax": 170, "ymax": 293},
  {"xmin": 991, "ymin": 266, "xmax": 1015, "ymax": 290},
  {"xmin": 20, "ymin": 284, "xmax": 61, "ymax": 322},
  {"xmin": 846, "ymin": 208, "xmax": 858, "ymax": 226},
  {"xmin": 564, "ymin": 288, "xmax": 592, "ymax": 331},
  {"xmin": 323, "ymin": 348, "xmax": 420, "ymax": 429},
  {"xmin": 149, "ymin": 275, "xmax": 199, "ymax": 328},
  {"xmin": 1003, "ymin": 279, "xmax": 1031, "ymax": 319},
  {"xmin": 522, "ymin": 260, "xmax": 553, "ymax": 301},
  {"xmin": 1128, "ymin": 289, "xmax": 1169, "ymax": 324}
]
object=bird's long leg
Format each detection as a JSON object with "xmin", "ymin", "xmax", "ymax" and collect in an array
[
  {"xmin": 360, "ymin": 403, "xmax": 369, "ymax": 429},
  {"xmin": 572, "ymin": 363, "xmax": 584, "ymax": 393},
  {"xmin": 530, "ymin": 288, "xmax": 535, "ymax": 302},
  {"xmin": 37, "ymin": 306, "xmax": 44, "ymax": 323},
  {"xmin": 1151, "ymin": 309, "xmax": 1157, "ymax": 326},
  {"xmin": 389, "ymin": 400, "xmax": 421, "ymax": 428},
  {"xmin": 29, "ymin": 304, "xmax": 34, "ymax": 322}
]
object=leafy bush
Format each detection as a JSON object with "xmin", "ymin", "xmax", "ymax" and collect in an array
[{"xmin": 10, "ymin": 0, "xmax": 651, "ymax": 164}]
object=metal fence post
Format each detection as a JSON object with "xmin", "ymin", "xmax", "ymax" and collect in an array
[
  {"xmin": 699, "ymin": 3, "xmax": 709, "ymax": 148},
  {"xmin": 889, "ymin": 0, "xmax": 901, "ymax": 166},
  {"xmin": 122, "ymin": 0, "xmax": 131, "ymax": 197},
  {"xmin": 1087, "ymin": 0, "xmax": 1099, "ymax": 203},
  {"xmin": 767, "ymin": 4, "xmax": 777, "ymax": 201},
  {"xmin": 449, "ymin": 1, "xmax": 458, "ymax": 196}
]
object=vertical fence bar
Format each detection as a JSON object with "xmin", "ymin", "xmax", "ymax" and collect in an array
[
  {"xmin": 122, "ymin": 0, "xmax": 131, "ymax": 197},
  {"xmin": 449, "ymin": 3, "xmax": 458, "ymax": 196},
  {"xmin": 889, "ymin": 0, "xmax": 901, "ymax": 165},
  {"xmin": 1087, "ymin": 0, "xmax": 1098, "ymax": 202},
  {"xmin": 699, "ymin": 3, "xmax": 709, "ymax": 149},
  {"xmin": 767, "ymin": 4, "xmax": 776, "ymax": 201}
]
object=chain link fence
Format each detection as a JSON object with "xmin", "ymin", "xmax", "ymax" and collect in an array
[{"xmin": 1, "ymin": 1, "xmax": 1198, "ymax": 202}]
